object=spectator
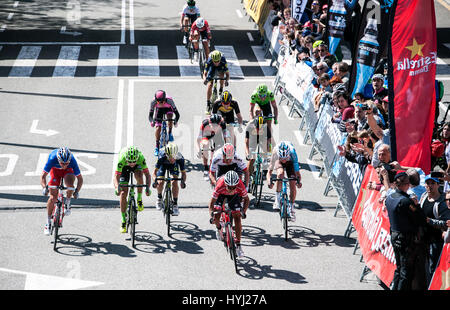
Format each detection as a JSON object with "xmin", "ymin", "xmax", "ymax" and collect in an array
[
  {"xmin": 334, "ymin": 61, "xmax": 350, "ymax": 88},
  {"xmin": 406, "ymin": 168, "xmax": 426, "ymax": 201},
  {"xmin": 314, "ymin": 73, "xmax": 332, "ymax": 112},
  {"xmin": 303, "ymin": 35, "xmax": 315, "ymax": 57},
  {"xmin": 419, "ymin": 175, "xmax": 450, "ymax": 284},
  {"xmin": 372, "ymin": 73, "xmax": 388, "ymax": 103},
  {"xmin": 353, "ymin": 102, "xmax": 369, "ymax": 131},
  {"xmin": 365, "ymin": 102, "xmax": 390, "ymax": 168},
  {"xmin": 317, "ymin": 43, "xmax": 337, "ymax": 68},
  {"xmin": 331, "ymin": 91, "xmax": 354, "ymax": 124},
  {"xmin": 385, "ymin": 172, "xmax": 426, "ymax": 290},
  {"xmin": 435, "ymin": 122, "xmax": 450, "ymax": 176},
  {"xmin": 367, "ymin": 144, "xmax": 396, "ymax": 194},
  {"xmin": 316, "ymin": 61, "xmax": 333, "ymax": 79}
]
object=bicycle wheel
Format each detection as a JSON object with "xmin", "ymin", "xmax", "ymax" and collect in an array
[
  {"xmin": 164, "ymin": 187, "xmax": 171, "ymax": 236},
  {"xmin": 281, "ymin": 194, "xmax": 289, "ymax": 241},
  {"xmin": 129, "ymin": 199, "xmax": 137, "ymax": 248},
  {"xmin": 198, "ymin": 49, "xmax": 205, "ymax": 76},
  {"xmin": 225, "ymin": 222, "xmax": 232, "ymax": 257},
  {"xmin": 53, "ymin": 204, "xmax": 62, "ymax": 251}
]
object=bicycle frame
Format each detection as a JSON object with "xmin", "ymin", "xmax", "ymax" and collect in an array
[
  {"xmin": 270, "ymin": 177, "xmax": 297, "ymax": 241},
  {"xmin": 215, "ymin": 199, "xmax": 238, "ymax": 272},
  {"xmin": 49, "ymin": 179, "xmax": 69, "ymax": 251},
  {"xmin": 155, "ymin": 115, "xmax": 174, "ymax": 154},
  {"xmin": 158, "ymin": 170, "xmax": 183, "ymax": 236}
]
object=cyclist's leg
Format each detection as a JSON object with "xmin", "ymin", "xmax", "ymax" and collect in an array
[
  {"xmin": 230, "ymin": 195, "xmax": 243, "ymax": 240},
  {"xmin": 191, "ymin": 31, "xmax": 200, "ymax": 51},
  {"xmin": 155, "ymin": 122, "xmax": 162, "ymax": 148},
  {"xmin": 171, "ymin": 171, "xmax": 180, "ymax": 215},
  {"xmin": 46, "ymin": 168, "xmax": 62, "ymax": 222},
  {"xmin": 119, "ymin": 167, "xmax": 131, "ymax": 224},
  {"xmin": 213, "ymin": 195, "xmax": 226, "ymax": 229},
  {"xmin": 200, "ymin": 31, "xmax": 210, "ymax": 58},
  {"xmin": 218, "ymin": 72, "xmax": 225, "ymax": 93},
  {"xmin": 274, "ymin": 165, "xmax": 285, "ymax": 208},
  {"xmin": 167, "ymin": 112, "xmax": 174, "ymax": 141},
  {"xmin": 155, "ymin": 167, "xmax": 165, "ymax": 209}
]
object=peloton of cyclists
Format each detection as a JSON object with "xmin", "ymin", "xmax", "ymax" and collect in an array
[
  {"xmin": 203, "ymin": 50, "xmax": 230, "ymax": 114},
  {"xmin": 211, "ymin": 90, "xmax": 243, "ymax": 147}
]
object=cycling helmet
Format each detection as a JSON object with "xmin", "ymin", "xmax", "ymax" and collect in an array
[
  {"xmin": 126, "ymin": 146, "xmax": 139, "ymax": 163},
  {"xmin": 278, "ymin": 142, "xmax": 291, "ymax": 159},
  {"xmin": 209, "ymin": 113, "xmax": 222, "ymax": 124},
  {"xmin": 254, "ymin": 116, "xmax": 264, "ymax": 129},
  {"xmin": 210, "ymin": 50, "xmax": 222, "ymax": 62},
  {"xmin": 165, "ymin": 143, "xmax": 178, "ymax": 158},
  {"xmin": 256, "ymin": 84, "xmax": 268, "ymax": 97},
  {"xmin": 221, "ymin": 90, "xmax": 232, "ymax": 103},
  {"xmin": 196, "ymin": 17, "xmax": 205, "ymax": 28},
  {"xmin": 224, "ymin": 170, "xmax": 240, "ymax": 187},
  {"xmin": 56, "ymin": 147, "xmax": 72, "ymax": 163},
  {"xmin": 222, "ymin": 143, "xmax": 235, "ymax": 160},
  {"xmin": 187, "ymin": 0, "xmax": 196, "ymax": 6},
  {"xmin": 155, "ymin": 90, "xmax": 166, "ymax": 102}
]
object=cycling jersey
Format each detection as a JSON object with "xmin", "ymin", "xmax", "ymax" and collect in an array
[
  {"xmin": 182, "ymin": 5, "xmax": 200, "ymax": 22},
  {"xmin": 250, "ymin": 90, "xmax": 275, "ymax": 107},
  {"xmin": 148, "ymin": 96, "xmax": 180, "ymax": 126},
  {"xmin": 115, "ymin": 147, "xmax": 149, "ymax": 175},
  {"xmin": 210, "ymin": 149, "xmax": 247, "ymax": 177},
  {"xmin": 211, "ymin": 100, "xmax": 240, "ymax": 123},
  {"xmin": 190, "ymin": 19, "xmax": 211, "ymax": 36},
  {"xmin": 198, "ymin": 118, "xmax": 229, "ymax": 140},
  {"xmin": 268, "ymin": 142, "xmax": 300, "ymax": 172},
  {"xmin": 155, "ymin": 149, "xmax": 186, "ymax": 177},
  {"xmin": 212, "ymin": 175, "xmax": 248, "ymax": 200},
  {"xmin": 204, "ymin": 56, "xmax": 229, "ymax": 78},
  {"xmin": 43, "ymin": 149, "xmax": 81, "ymax": 176}
]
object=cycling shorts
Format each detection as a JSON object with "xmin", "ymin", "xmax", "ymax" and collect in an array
[
  {"xmin": 214, "ymin": 194, "xmax": 243, "ymax": 212},
  {"xmin": 274, "ymin": 160, "xmax": 296, "ymax": 178},
  {"xmin": 118, "ymin": 165, "xmax": 147, "ymax": 184},
  {"xmin": 48, "ymin": 168, "xmax": 75, "ymax": 186},
  {"xmin": 154, "ymin": 109, "xmax": 174, "ymax": 127},
  {"xmin": 156, "ymin": 165, "xmax": 181, "ymax": 178}
]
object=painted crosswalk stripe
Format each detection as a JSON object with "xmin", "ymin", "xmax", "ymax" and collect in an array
[
  {"xmin": 251, "ymin": 45, "xmax": 276, "ymax": 76},
  {"xmin": 53, "ymin": 46, "xmax": 81, "ymax": 77},
  {"xmin": 214, "ymin": 45, "xmax": 244, "ymax": 78},
  {"xmin": 176, "ymin": 45, "xmax": 201, "ymax": 76},
  {"xmin": 9, "ymin": 46, "xmax": 42, "ymax": 77},
  {"xmin": 138, "ymin": 45, "xmax": 159, "ymax": 76},
  {"xmin": 96, "ymin": 46, "xmax": 120, "ymax": 77}
]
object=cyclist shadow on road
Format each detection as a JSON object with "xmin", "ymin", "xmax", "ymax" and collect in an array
[
  {"xmin": 54, "ymin": 234, "xmax": 137, "ymax": 258},
  {"xmin": 133, "ymin": 221, "xmax": 205, "ymax": 255},
  {"xmin": 236, "ymin": 256, "xmax": 307, "ymax": 284},
  {"xmin": 250, "ymin": 194, "xmax": 326, "ymax": 214}
]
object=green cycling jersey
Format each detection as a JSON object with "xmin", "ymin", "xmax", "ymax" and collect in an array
[
  {"xmin": 250, "ymin": 90, "xmax": 275, "ymax": 106},
  {"xmin": 116, "ymin": 147, "xmax": 149, "ymax": 173}
]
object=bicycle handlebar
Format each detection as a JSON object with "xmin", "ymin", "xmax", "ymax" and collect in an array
[
  {"xmin": 270, "ymin": 177, "xmax": 299, "ymax": 184},
  {"xmin": 119, "ymin": 184, "xmax": 148, "ymax": 188}
]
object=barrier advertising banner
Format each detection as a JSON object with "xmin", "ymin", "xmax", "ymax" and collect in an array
[
  {"xmin": 352, "ymin": 165, "xmax": 396, "ymax": 287},
  {"xmin": 428, "ymin": 243, "xmax": 450, "ymax": 290},
  {"xmin": 388, "ymin": 0, "xmax": 437, "ymax": 173}
]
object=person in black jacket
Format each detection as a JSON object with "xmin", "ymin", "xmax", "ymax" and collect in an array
[{"xmin": 385, "ymin": 172, "xmax": 426, "ymax": 290}]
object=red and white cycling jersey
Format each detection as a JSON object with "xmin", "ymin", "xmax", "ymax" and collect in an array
[
  {"xmin": 190, "ymin": 19, "xmax": 211, "ymax": 34},
  {"xmin": 209, "ymin": 148, "xmax": 247, "ymax": 175},
  {"xmin": 212, "ymin": 175, "xmax": 248, "ymax": 200}
]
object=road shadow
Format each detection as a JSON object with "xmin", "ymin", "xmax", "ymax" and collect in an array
[
  {"xmin": 0, "ymin": 192, "xmax": 119, "ymax": 207},
  {"xmin": 236, "ymin": 256, "xmax": 307, "ymax": 284},
  {"xmin": 133, "ymin": 221, "xmax": 205, "ymax": 254},
  {"xmin": 249, "ymin": 193, "xmax": 327, "ymax": 213},
  {"xmin": 54, "ymin": 234, "xmax": 136, "ymax": 258}
]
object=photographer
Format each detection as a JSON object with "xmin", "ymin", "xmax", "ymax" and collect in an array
[{"xmin": 364, "ymin": 102, "xmax": 391, "ymax": 168}]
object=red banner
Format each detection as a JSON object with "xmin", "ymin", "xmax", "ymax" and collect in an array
[
  {"xmin": 428, "ymin": 243, "xmax": 450, "ymax": 290},
  {"xmin": 352, "ymin": 165, "xmax": 396, "ymax": 287},
  {"xmin": 389, "ymin": 0, "xmax": 437, "ymax": 174}
]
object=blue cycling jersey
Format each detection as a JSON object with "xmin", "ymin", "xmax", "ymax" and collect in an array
[{"xmin": 43, "ymin": 149, "xmax": 81, "ymax": 176}]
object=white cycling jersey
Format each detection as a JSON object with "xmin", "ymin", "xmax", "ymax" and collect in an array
[{"xmin": 210, "ymin": 149, "xmax": 247, "ymax": 175}]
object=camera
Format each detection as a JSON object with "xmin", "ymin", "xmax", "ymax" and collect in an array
[
  {"xmin": 356, "ymin": 103, "xmax": 371, "ymax": 111},
  {"xmin": 381, "ymin": 162, "xmax": 393, "ymax": 171}
]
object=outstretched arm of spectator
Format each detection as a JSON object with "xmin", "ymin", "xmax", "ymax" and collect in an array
[{"xmin": 366, "ymin": 107, "xmax": 384, "ymax": 140}]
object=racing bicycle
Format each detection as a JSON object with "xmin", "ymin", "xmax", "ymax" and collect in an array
[
  {"xmin": 154, "ymin": 115, "xmax": 175, "ymax": 156},
  {"xmin": 205, "ymin": 77, "xmax": 228, "ymax": 115},
  {"xmin": 210, "ymin": 198, "xmax": 241, "ymax": 273},
  {"xmin": 48, "ymin": 180, "xmax": 71, "ymax": 251},
  {"xmin": 154, "ymin": 171, "xmax": 183, "ymax": 236},
  {"xmin": 270, "ymin": 177, "xmax": 298, "ymax": 241},
  {"xmin": 119, "ymin": 171, "xmax": 148, "ymax": 248},
  {"xmin": 249, "ymin": 145, "xmax": 271, "ymax": 208}
]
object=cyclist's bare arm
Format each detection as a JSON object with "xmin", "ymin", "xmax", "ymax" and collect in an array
[
  {"xmin": 270, "ymin": 100, "xmax": 278, "ymax": 120},
  {"xmin": 40, "ymin": 171, "xmax": 48, "ymax": 189},
  {"xmin": 75, "ymin": 174, "xmax": 83, "ymax": 194}
]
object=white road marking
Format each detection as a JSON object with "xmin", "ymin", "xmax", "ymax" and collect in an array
[
  {"xmin": 236, "ymin": 9, "xmax": 243, "ymax": 18},
  {"xmin": 176, "ymin": 45, "xmax": 201, "ymax": 76},
  {"xmin": 251, "ymin": 45, "xmax": 277, "ymax": 76},
  {"xmin": 96, "ymin": 46, "xmax": 120, "ymax": 77},
  {"xmin": 138, "ymin": 45, "xmax": 159, "ymax": 76},
  {"xmin": 53, "ymin": 46, "xmax": 81, "ymax": 77},
  {"xmin": 214, "ymin": 45, "xmax": 244, "ymax": 78},
  {"xmin": 129, "ymin": 0, "xmax": 135, "ymax": 44},
  {"xmin": 9, "ymin": 46, "xmax": 42, "ymax": 77}
]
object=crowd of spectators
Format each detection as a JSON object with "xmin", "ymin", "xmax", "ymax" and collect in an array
[{"xmin": 267, "ymin": 0, "xmax": 450, "ymax": 290}]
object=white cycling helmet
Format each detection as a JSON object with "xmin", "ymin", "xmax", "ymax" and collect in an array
[
  {"xmin": 278, "ymin": 141, "xmax": 291, "ymax": 159},
  {"xmin": 196, "ymin": 17, "xmax": 205, "ymax": 28},
  {"xmin": 224, "ymin": 170, "xmax": 240, "ymax": 187}
]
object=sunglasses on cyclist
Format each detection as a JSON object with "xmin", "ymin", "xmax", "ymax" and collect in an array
[{"xmin": 59, "ymin": 160, "xmax": 70, "ymax": 166}]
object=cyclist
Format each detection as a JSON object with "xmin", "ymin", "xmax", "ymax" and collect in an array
[
  {"xmin": 189, "ymin": 17, "xmax": 212, "ymax": 61},
  {"xmin": 149, "ymin": 90, "xmax": 181, "ymax": 156},
  {"xmin": 41, "ymin": 147, "xmax": 83, "ymax": 235},
  {"xmin": 245, "ymin": 108, "xmax": 272, "ymax": 179},
  {"xmin": 203, "ymin": 50, "xmax": 230, "ymax": 114},
  {"xmin": 211, "ymin": 90, "xmax": 243, "ymax": 146},
  {"xmin": 197, "ymin": 113, "xmax": 231, "ymax": 180},
  {"xmin": 209, "ymin": 143, "xmax": 249, "ymax": 190},
  {"xmin": 249, "ymin": 84, "xmax": 278, "ymax": 137},
  {"xmin": 180, "ymin": 0, "xmax": 200, "ymax": 45},
  {"xmin": 267, "ymin": 141, "xmax": 302, "ymax": 221},
  {"xmin": 209, "ymin": 170, "xmax": 249, "ymax": 257},
  {"xmin": 152, "ymin": 143, "xmax": 187, "ymax": 216},
  {"xmin": 114, "ymin": 146, "xmax": 151, "ymax": 233}
]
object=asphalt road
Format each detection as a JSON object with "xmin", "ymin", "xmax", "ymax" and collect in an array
[{"xmin": 0, "ymin": 0, "xmax": 449, "ymax": 295}]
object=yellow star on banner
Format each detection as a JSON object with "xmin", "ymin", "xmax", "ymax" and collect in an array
[{"xmin": 405, "ymin": 38, "xmax": 425, "ymax": 59}]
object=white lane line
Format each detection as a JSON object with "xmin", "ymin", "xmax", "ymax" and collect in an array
[
  {"xmin": 96, "ymin": 46, "xmax": 120, "ymax": 77},
  {"xmin": 138, "ymin": 45, "xmax": 159, "ymax": 76},
  {"xmin": 129, "ymin": 0, "xmax": 135, "ymax": 44},
  {"xmin": 214, "ymin": 45, "xmax": 244, "ymax": 78},
  {"xmin": 236, "ymin": 9, "xmax": 243, "ymax": 18},
  {"xmin": 112, "ymin": 79, "xmax": 125, "ymax": 183},
  {"xmin": 251, "ymin": 45, "xmax": 277, "ymax": 77},
  {"xmin": 9, "ymin": 46, "xmax": 42, "ymax": 77},
  {"xmin": 121, "ymin": 0, "xmax": 126, "ymax": 44},
  {"xmin": 247, "ymin": 32, "xmax": 254, "ymax": 42},
  {"xmin": 53, "ymin": 46, "xmax": 81, "ymax": 77},
  {"xmin": 176, "ymin": 45, "xmax": 201, "ymax": 76},
  {"xmin": 127, "ymin": 79, "xmax": 134, "ymax": 147}
]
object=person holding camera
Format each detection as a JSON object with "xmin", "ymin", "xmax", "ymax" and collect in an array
[{"xmin": 385, "ymin": 172, "xmax": 427, "ymax": 290}]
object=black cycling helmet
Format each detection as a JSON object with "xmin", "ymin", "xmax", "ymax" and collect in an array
[
  {"xmin": 221, "ymin": 90, "xmax": 232, "ymax": 103},
  {"xmin": 209, "ymin": 114, "xmax": 222, "ymax": 124},
  {"xmin": 187, "ymin": 0, "xmax": 196, "ymax": 6}
]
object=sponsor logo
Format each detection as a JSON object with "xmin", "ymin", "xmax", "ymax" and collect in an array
[{"xmin": 396, "ymin": 38, "xmax": 436, "ymax": 77}]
